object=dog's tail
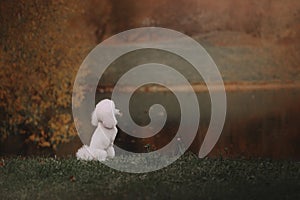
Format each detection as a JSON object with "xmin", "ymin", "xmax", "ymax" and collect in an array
[
  {"xmin": 76, "ymin": 145, "xmax": 94, "ymax": 161},
  {"xmin": 76, "ymin": 145, "xmax": 107, "ymax": 161}
]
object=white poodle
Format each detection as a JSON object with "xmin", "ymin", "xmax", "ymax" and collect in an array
[{"xmin": 76, "ymin": 99, "xmax": 120, "ymax": 161}]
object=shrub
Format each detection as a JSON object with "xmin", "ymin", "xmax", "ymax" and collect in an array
[{"xmin": 0, "ymin": 1, "xmax": 99, "ymax": 150}]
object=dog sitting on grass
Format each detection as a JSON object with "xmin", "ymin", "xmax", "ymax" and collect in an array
[{"xmin": 76, "ymin": 99, "xmax": 121, "ymax": 161}]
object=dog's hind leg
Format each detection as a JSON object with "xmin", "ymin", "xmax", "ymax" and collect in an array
[{"xmin": 93, "ymin": 149, "xmax": 108, "ymax": 161}]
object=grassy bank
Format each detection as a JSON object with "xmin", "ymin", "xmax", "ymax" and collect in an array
[{"xmin": 0, "ymin": 154, "xmax": 299, "ymax": 200}]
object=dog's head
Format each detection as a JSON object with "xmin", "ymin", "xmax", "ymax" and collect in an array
[{"xmin": 91, "ymin": 99, "xmax": 120, "ymax": 129}]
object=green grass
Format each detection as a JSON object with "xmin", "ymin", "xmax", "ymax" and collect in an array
[{"xmin": 0, "ymin": 153, "xmax": 300, "ymax": 200}]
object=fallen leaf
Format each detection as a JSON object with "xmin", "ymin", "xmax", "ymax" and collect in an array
[{"xmin": 69, "ymin": 175, "xmax": 76, "ymax": 182}]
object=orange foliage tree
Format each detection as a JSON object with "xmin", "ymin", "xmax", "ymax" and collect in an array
[{"xmin": 0, "ymin": 1, "xmax": 98, "ymax": 150}]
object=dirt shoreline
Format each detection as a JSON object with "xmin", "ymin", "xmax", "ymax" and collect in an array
[{"xmin": 96, "ymin": 81, "xmax": 300, "ymax": 93}]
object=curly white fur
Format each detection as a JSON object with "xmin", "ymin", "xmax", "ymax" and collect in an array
[{"xmin": 76, "ymin": 99, "xmax": 120, "ymax": 161}]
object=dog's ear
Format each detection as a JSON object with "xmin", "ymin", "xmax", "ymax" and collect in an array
[
  {"xmin": 102, "ymin": 100, "xmax": 117, "ymax": 129},
  {"xmin": 91, "ymin": 110, "xmax": 98, "ymax": 126}
]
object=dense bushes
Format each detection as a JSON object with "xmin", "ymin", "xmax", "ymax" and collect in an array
[{"xmin": 0, "ymin": 1, "xmax": 98, "ymax": 150}]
